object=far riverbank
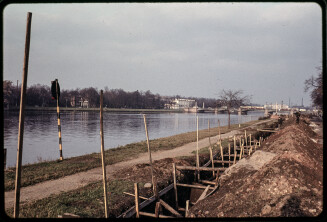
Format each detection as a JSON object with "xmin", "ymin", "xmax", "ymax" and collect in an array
[{"xmin": 4, "ymin": 106, "xmax": 183, "ymax": 113}]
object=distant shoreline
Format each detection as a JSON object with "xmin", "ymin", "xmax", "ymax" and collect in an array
[{"xmin": 4, "ymin": 106, "xmax": 184, "ymax": 113}]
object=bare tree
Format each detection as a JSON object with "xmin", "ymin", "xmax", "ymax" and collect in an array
[
  {"xmin": 219, "ymin": 89, "xmax": 251, "ymax": 128},
  {"xmin": 304, "ymin": 66, "xmax": 323, "ymax": 108}
]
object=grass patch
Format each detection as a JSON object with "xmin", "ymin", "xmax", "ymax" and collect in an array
[
  {"xmin": 5, "ymin": 119, "xmax": 273, "ymax": 191},
  {"xmin": 5, "ymin": 179, "xmax": 135, "ymax": 218}
]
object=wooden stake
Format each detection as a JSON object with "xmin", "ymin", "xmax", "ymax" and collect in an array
[
  {"xmin": 173, "ymin": 163, "xmax": 178, "ymax": 210},
  {"xmin": 209, "ymin": 147, "xmax": 215, "ymax": 177},
  {"xmin": 185, "ymin": 200, "xmax": 190, "ymax": 217},
  {"xmin": 196, "ymin": 116, "xmax": 200, "ymax": 181},
  {"xmin": 239, "ymin": 144, "xmax": 243, "ymax": 160},
  {"xmin": 228, "ymin": 143, "xmax": 231, "ymax": 167},
  {"xmin": 245, "ymin": 130, "xmax": 247, "ymax": 147},
  {"xmin": 218, "ymin": 119, "xmax": 221, "ymax": 144},
  {"xmin": 220, "ymin": 143, "xmax": 224, "ymax": 167},
  {"xmin": 249, "ymin": 134, "xmax": 252, "ymax": 146},
  {"xmin": 208, "ymin": 119, "xmax": 211, "ymax": 146},
  {"xmin": 14, "ymin": 12, "xmax": 32, "ymax": 218},
  {"xmin": 153, "ymin": 176, "xmax": 158, "ymax": 200},
  {"xmin": 100, "ymin": 90, "xmax": 109, "ymax": 218},
  {"xmin": 143, "ymin": 114, "xmax": 155, "ymax": 194},
  {"xmin": 134, "ymin": 183, "xmax": 140, "ymax": 218},
  {"xmin": 155, "ymin": 201, "xmax": 161, "ymax": 218}
]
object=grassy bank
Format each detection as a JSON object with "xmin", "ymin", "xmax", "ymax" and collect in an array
[{"xmin": 4, "ymin": 119, "xmax": 272, "ymax": 191}]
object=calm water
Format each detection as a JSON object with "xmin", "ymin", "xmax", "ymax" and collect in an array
[{"xmin": 4, "ymin": 110, "xmax": 264, "ymax": 167}]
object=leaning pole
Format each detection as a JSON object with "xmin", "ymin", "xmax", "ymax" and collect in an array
[{"xmin": 14, "ymin": 12, "xmax": 32, "ymax": 218}]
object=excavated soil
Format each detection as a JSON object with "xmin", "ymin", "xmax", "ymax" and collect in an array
[{"xmin": 188, "ymin": 117, "xmax": 323, "ymax": 218}]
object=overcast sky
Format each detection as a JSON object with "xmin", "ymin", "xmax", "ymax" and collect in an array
[{"xmin": 3, "ymin": 3, "xmax": 322, "ymax": 106}]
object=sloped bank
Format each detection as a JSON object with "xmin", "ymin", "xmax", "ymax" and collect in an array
[{"xmin": 188, "ymin": 117, "xmax": 323, "ymax": 217}]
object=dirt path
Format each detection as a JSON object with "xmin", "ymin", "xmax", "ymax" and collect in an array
[{"xmin": 5, "ymin": 119, "xmax": 273, "ymax": 209}]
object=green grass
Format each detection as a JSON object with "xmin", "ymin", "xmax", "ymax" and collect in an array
[
  {"xmin": 5, "ymin": 179, "xmax": 135, "ymax": 218},
  {"xmin": 5, "ymin": 119, "xmax": 273, "ymax": 191}
]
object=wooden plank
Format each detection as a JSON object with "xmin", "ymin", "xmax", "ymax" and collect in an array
[
  {"xmin": 176, "ymin": 183, "xmax": 215, "ymax": 190},
  {"xmin": 123, "ymin": 192, "xmax": 149, "ymax": 200},
  {"xmin": 199, "ymin": 180, "xmax": 216, "ymax": 185},
  {"xmin": 176, "ymin": 165, "xmax": 226, "ymax": 172},
  {"xmin": 213, "ymin": 160, "xmax": 234, "ymax": 164},
  {"xmin": 196, "ymin": 185, "xmax": 211, "ymax": 203},
  {"xmin": 257, "ymin": 129, "xmax": 278, "ymax": 133},
  {"xmin": 139, "ymin": 211, "xmax": 174, "ymax": 218},
  {"xmin": 159, "ymin": 199, "xmax": 182, "ymax": 218},
  {"xmin": 118, "ymin": 184, "xmax": 174, "ymax": 218}
]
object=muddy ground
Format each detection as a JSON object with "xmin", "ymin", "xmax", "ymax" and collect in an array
[
  {"xmin": 188, "ymin": 116, "xmax": 323, "ymax": 217},
  {"xmin": 111, "ymin": 116, "xmax": 323, "ymax": 218}
]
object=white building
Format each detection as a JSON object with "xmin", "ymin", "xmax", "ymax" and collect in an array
[
  {"xmin": 171, "ymin": 98, "xmax": 196, "ymax": 109},
  {"xmin": 264, "ymin": 104, "xmax": 289, "ymax": 110}
]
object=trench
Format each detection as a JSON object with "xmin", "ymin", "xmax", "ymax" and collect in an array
[{"xmin": 118, "ymin": 121, "xmax": 278, "ymax": 218}]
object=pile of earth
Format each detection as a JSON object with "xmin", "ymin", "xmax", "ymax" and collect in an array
[{"xmin": 188, "ymin": 117, "xmax": 323, "ymax": 217}]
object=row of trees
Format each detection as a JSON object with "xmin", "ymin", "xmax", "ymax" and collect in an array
[{"xmin": 3, "ymin": 80, "xmax": 219, "ymax": 109}]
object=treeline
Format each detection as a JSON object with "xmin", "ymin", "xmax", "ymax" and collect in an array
[{"xmin": 3, "ymin": 80, "xmax": 218, "ymax": 109}]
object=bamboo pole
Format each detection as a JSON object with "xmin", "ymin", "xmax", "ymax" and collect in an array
[
  {"xmin": 100, "ymin": 90, "xmax": 109, "ymax": 218},
  {"xmin": 209, "ymin": 147, "xmax": 215, "ymax": 177},
  {"xmin": 239, "ymin": 143, "xmax": 243, "ymax": 160},
  {"xmin": 56, "ymin": 79, "xmax": 63, "ymax": 161},
  {"xmin": 134, "ymin": 183, "xmax": 140, "ymax": 218},
  {"xmin": 143, "ymin": 114, "xmax": 155, "ymax": 194},
  {"xmin": 173, "ymin": 163, "xmax": 178, "ymax": 210},
  {"xmin": 14, "ymin": 12, "xmax": 32, "ymax": 218},
  {"xmin": 196, "ymin": 116, "xmax": 200, "ymax": 181}
]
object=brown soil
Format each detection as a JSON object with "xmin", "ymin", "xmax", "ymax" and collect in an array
[{"xmin": 188, "ymin": 116, "xmax": 323, "ymax": 218}]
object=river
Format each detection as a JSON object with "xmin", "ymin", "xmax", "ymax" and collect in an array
[{"xmin": 3, "ymin": 110, "xmax": 264, "ymax": 167}]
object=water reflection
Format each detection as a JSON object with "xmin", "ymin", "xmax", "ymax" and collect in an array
[{"xmin": 3, "ymin": 110, "xmax": 264, "ymax": 167}]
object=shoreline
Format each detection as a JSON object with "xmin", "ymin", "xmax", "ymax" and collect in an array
[{"xmin": 4, "ymin": 118, "xmax": 273, "ymax": 192}]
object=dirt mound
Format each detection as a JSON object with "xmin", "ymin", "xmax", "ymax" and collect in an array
[{"xmin": 188, "ymin": 119, "xmax": 323, "ymax": 218}]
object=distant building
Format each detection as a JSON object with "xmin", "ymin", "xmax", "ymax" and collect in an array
[
  {"xmin": 165, "ymin": 98, "xmax": 196, "ymax": 110},
  {"xmin": 264, "ymin": 104, "xmax": 289, "ymax": 110}
]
